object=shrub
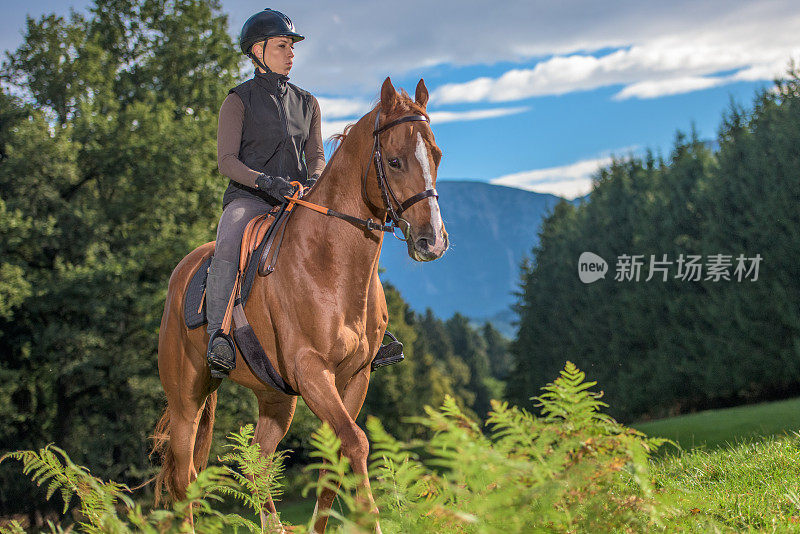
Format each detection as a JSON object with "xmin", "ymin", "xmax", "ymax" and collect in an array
[
  {"xmin": 0, "ymin": 426, "xmax": 280, "ymax": 533},
  {"xmin": 310, "ymin": 361, "xmax": 671, "ymax": 533},
  {"xmin": 1, "ymin": 362, "xmax": 670, "ymax": 533}
]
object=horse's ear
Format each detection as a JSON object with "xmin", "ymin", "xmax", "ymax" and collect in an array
[
  {"xmin": 380, "ymin": 77, "xmax": 398, "ymax": 113},
  {"xmin": 415, "ymin": 79, "xmax": 429, "ymax": 109}
]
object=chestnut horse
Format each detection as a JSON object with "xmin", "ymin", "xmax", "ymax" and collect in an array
[{"xmin": 152, "ymin": 77, "xmax": 447, "ymax": 533}]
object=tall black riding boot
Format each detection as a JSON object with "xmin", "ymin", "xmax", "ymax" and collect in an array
[
  {"xmin": 205, "ymin": 256, "xmax": 238, "ymax": 378},
  {"xmin": 371, "ymin": 331, "xmax": 405, "ymax": 371}
]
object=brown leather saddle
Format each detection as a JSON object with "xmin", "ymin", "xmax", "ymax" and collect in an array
[{"xmin": 183, "ymin": 202, "xmax": 292, "ymax": 330}]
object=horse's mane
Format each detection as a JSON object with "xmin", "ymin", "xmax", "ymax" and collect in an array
[{"xmin": 327, "ymin": 88, "xmax": 428, "ymax": 153}]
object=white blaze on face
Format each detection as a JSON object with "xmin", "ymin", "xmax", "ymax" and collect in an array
[{"xmin": 414, "ymin": 132, "xmax": 444, "ymax": 236}]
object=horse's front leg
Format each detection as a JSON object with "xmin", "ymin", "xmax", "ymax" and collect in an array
[
  {"xmin": 339, "ymin": 368, "xmax": 381, "ymax": 529},
  {"xmin": 313, "ymin": 366, "xmax": 380, "ymax": 533},
  {"xmin": 297, "ymin": 352, "xmax": 379, "ymax": 534}
]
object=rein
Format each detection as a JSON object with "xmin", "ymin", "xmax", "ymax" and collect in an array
[{"xmin": 283, "ymin": 110, "xmax": 437, "ymax": 241}]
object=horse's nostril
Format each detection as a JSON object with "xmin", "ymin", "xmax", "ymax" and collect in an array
[{"xmin": 416, "ymin": 237, "xmax": 431, "ymax": 250}]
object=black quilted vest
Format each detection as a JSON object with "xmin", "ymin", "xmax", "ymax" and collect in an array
[{"xmin": 223, "ymin": 69, "xmax": 314, "ymax": 207}]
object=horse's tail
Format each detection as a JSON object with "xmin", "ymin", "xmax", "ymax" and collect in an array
[
  {"xmin": 193, "ymin": 391, "xmax": 217, "ymax": 471},
  {"xmin": 150, "ymin": 391, "xmax": 218, "ymax": 505}
]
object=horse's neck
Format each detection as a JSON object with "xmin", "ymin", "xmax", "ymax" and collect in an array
[
  {"xmin": 310, "ymin": 112, "xmax": 382, "ymax": 224},
  {"xmin": 288, "ymin": 112, "xmax": 385, "ymax": 290}
]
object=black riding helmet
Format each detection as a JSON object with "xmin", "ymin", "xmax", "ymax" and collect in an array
[{"xmin": 240, "ymin": 9, "xmax": 304, "ymax": 72}]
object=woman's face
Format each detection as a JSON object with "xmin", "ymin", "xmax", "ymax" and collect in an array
[{"xmin": 252, "ymin": 36, "xmax": 294, "ymax": 75}]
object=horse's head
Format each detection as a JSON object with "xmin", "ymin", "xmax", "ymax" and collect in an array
[{"xmin": 371, "ymin": 77, "xmax": 449, "ymax": 262}]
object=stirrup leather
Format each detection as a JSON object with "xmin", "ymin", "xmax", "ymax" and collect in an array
[{"xmin": 371, "ymin": 331, "xmax": 405, "ymax": 371}]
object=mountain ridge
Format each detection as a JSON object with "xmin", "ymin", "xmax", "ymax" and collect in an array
[{"xmin": 379, "ymin": 180, "xmax": 571, "ymax": 323}]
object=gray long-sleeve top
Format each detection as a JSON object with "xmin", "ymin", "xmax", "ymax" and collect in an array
[{"xmin": 216, "ymin": 91, "xmax": 325, "ymax": 188}]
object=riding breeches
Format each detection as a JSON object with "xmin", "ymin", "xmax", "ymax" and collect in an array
[
  {"xmin": 206, "ymin": 196, "xmax": 274, "ymax": 333},
  {"xmin": 214, "ymin": 196, "xmax": 275, "ymax": 264}
]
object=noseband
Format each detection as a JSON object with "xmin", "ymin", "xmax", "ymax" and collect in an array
[{"xmin": 361, "ymin": 110, "xmax": 439, "ymax": 240}]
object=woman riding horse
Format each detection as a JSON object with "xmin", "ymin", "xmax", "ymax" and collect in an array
[
  {"xmin": 207, "ymin": 8, "xmax": 401, "ymax": 378},
  {"xmin": 156, "ymin": 75, "xmax": 447, "ymax": 533},
  {"xmin": 153, "ymin": 8, "xmax": 449, "ymax": 532}
]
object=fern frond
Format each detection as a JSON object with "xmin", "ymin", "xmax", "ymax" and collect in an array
[
  {"xmin": 533, "ymin": 360, "xmax": 616, "ymax": 432},
  {"xmin": 216, "ymin": 425, "xmax": 287, "ymax": 521},
  {"xmin": 1, "ymin": 444, "xmax": 133, "ymax": 528},
  {"xmin": 0, "ymin": 519, "xmax": 26, "ymax": 534}
]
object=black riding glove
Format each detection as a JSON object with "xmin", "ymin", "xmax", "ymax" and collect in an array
[
  {"xmin": 305, "ymin": 173, "xmax": 320, "ymax": 190},
  {"xmin": 255, "ymin": 174, "xmax": 294, "ymax": 201}
]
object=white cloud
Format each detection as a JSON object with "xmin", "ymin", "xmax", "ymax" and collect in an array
[
  {"xmin": 320, "ymin": 106, "xmax": 529, "ymax": 139},
  {"xmin": 6, "ymin": 2, "xmax": 798, "ymax": 105},
  {"xmin": 266, "ymin": 0, "xmax": 800, "ymax": 98},
  {"xmin": 431, "ymin": 40, "xmax": 800, "ymax": 104},
  {"xmin": 611, "ymin": 56, "xmax": 798, "ymax": 100},
  {"xmin": 429, "ymin": 106, "xmax": 529, "ymax": 124},
  {"xmin": 491, "ymin": 157, "xmax": 614, "ymax": 200},
  {"xmin": 614, "ymin": 76, "xmax": 726, "ymax": 100},
  {"xmin": 321, "ymin": 119, "xmax": 354, "ymax": 140},
  {"xmin": 316, "ymin": 96, "xmax": 372, "ymax": 119},
  {"xmin": 730, "ymin": 59, "xmax": 793, "ymax": 81}
]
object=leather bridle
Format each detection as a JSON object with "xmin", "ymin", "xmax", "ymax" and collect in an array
[
  {"xmin": 280, "ymin": 109, "xmax": 439, "ymax": 242},
  {"xmin": 361, "ymin": 110, "xmax": 439, "ymax": 241}
]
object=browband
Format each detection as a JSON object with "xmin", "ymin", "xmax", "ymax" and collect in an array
[{"xmin": 373, "ymin": 114, "xmax": 429, "ymax": 135}]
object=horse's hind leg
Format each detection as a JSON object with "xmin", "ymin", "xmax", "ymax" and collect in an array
[
  {"xmin": 168, "ymin": 395, "xmax": 207, "ymax": 499},
  {"xmin": 251, "ymin": 391, "xmax": 297, "ymax": 532},
  {"xmin": 156, "ymin": 322, "xmax": 216, "ymax": 507}
]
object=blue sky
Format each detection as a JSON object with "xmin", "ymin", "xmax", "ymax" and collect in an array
[{"xmin": 2, "ymin": 1, "xmax": 798, "ymax": 198}]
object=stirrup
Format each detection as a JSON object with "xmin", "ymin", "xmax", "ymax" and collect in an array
[
  {"xmin": 371, "ymin": 331, "xmax": 405, "ymax": 371},
  {"xmin": 207, "ymin": 329, "xmax": 236, "ymax": 379}
]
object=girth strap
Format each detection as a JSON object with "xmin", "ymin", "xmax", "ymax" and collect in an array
[{"xmin": 232, "ymin": 300, "xmax": 298, "ymax": 396}]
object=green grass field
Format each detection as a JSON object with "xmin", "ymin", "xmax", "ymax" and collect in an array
[
  {"xmin": 633, "ymin": 397, "xmax": 800, "ymax": 451},
  {"xmin": 14, "ymin": 395, "xmax": 800, "ymax": 532},
  {"xmin": 629, "ymin": 398, "xmax": 800, "ymax": 531},
  {"xmin": 651, "ymin": 435, "xmax": 800, "ymax": 531},
  {"xmin": 233, "ymin": 440, "xmax": 800, "ymax": 532}
]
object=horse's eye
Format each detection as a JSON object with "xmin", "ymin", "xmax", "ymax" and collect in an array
[{"xmin": 388, "ymin": 157, "xmax": 401, "ymax": 169}]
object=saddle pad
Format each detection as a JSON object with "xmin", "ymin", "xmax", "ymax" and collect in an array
[{"xmin": 184, "ymin": 255, "xmax": 213, "ymax": 329}]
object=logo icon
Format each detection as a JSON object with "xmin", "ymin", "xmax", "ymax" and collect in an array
[{"xmin": 578, "ymin": 252, "xmax": 607, "ymax": 284}]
